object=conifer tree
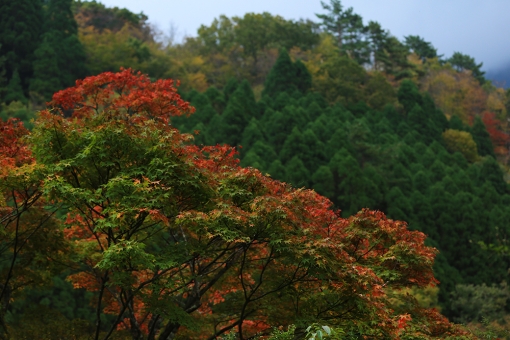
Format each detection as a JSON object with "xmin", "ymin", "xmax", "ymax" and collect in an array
[
  {"xmin": 0, "ymin": 0, "xmax": 44, "ymax": 95},
  {"xmin": 409, "ymin": 191, "xmax": 435, "ymax": 236},
  {"xmin": 241, "ymin": 118, "xmax": 266, "ymax": 153},
  {"xmin": 241, "ymin": 150, "xmax": 266, "ymax": 170},
  {"xmin": 428, "ymin": 159, "xmax": 447, "ymax": 182},
  {"xmin": 216, "ymin": 83, "xmax": 254, "ymax": 145},
  {"xmin": 284, "ymin": 156, "xmax": 310, "ymax": 188},
  {"xmin": 326, "ymin": 128, "xmax": 352, "ymax": 158},
  {"xmin": 397, "ymin": 79, "xmax": 422, "ymax": 113},
  {"xmin": 43, "ymin": 0, "xmax": 88, "ymax": 88},
  {"xmin": 301, "ymin": 129, "xmax": 326, "ymax": 173},
  {"xmin": 413, "ymin": 171, "xmax": 432, "ymax": 194},
  {"xmin": 448, "ymin": 115, "xmax": 465, "ymax": 131},
  {"xmin": 329, "ymin": 149, "xmax": 363, "ymax": 214},
  {"xmin": 267, "ymin": 159, "xmax": 286, "ymax": 181},
  {"xmin": 245, "ymin": 141, "xmax": 278, "ymax": 169},
  {"xmin": 390, "ymin": 163, "xmax": 413, "ymax": 195},
  {"xmin": 279, "ymin": 127, "xmax": 307, "ymax": 165},
  {"xmin": 3, "ymin": 69, "xmax": 27, "ymax": 104},
  {"xmin": 204, "ymin": 86, "xmax": 225, "ymax": 113},
  {"xmin": 404, "ymin": 35, "xmax": 439, "ymax": 61},
  {"xmin": 471, "ymin": 115, "xmax": 495, "ymax": 157},
  {"xmin": 29, "ymin": 39, "xmax": 61, "ymax": 101},
  {"xmin": 311, "ymin": 166, "xmax": 335, "ymax": 199},
  {"xmin": 223, "ymin": 78, "xmax": 239, "ymax": 102},
  {"xmin": 262, "ymin": 49, "xmax": 311, "ymax": 98},
  {"xmin": 385, "ymin": 187, "xmax": 412, "ymax": 221},
  {"xmin": 235, "ymin": 80, "xmax": 258, "ymax": 118},
  {"xmin": 422, "ymin": 93, "xmax": 449, "ymax": 131},
  {"xmin": 480, "ymin": 157, "xmax": 508, "ymax": 194},
  {"xmin": 264, "ymin": 110, "xmax": 297, "ymax": 152},
  {"xmin": 0, "ymin": 46, "xmax": 7, "ymax": 99}
]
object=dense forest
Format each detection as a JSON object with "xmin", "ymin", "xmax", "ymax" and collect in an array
[{"xmin": 1, "ymin": 0, "xmax": 510, "ymax": 338}]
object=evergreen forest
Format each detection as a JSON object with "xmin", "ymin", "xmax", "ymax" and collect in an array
[{"xmin": 1, "ymin": 0, "xmax": 510, "ymax": 338}]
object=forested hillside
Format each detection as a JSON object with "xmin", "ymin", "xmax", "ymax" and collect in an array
[{"xmin": 1, "ymin": 0, "xmax": 510, "ymax": 338}]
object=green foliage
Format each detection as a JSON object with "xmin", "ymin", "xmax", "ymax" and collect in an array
[
  {"xmin": 450, "ymin": 282, "xmax": 510, "ymax": 324},
  {"xmin": 365, "ymin": 72, "xmax": 397, "ymax": 109},
  {"xmin": 262, "ymin": 49, "xmax": 312, "ymax": 98},
  {"xmin": 3, "ymin": 69, "xmax": 27, "ymax": 104},
  {"xmin": 0, "ymin": 0, "xmax": 44, "ymax": 95},
  {"xmin": 397, "ymin": 80, "xmax": 422, "ymax": 113},
  {"xmin": 447, "ymin": 52, "xmax": 486, "ymax": 84},
  {"xmin": 0, "ymin": 101, "xmax": 36, "ymax": 129},
  {"xmin": 44, "ymin": 0, "xmax": 88, "ymax": 88},
  {"xmin": 316, "ymin": 0, "xmax": 369, "ymax": 64},
  {"xmin": 29, "ymin": 38, "xmax": 62, "ymax": 101},
  {"xmin": 404, "ymin": 35, "xmax": 439, "ymax": 61},
  {"xmin": 314, "ymin": 54, "xmax": 366, "ymax": 105},
  {"xmin": 471, "ymin": 116, "xmax": 495, "ymax": 157}
]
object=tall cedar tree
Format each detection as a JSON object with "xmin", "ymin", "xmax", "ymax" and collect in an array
[
  {"xmin": 262, "ymin": 49, "xmax": 311, "ymax": 98},
  {"xmin": 29, "ymin": 39, "xmax": 62, "ymax": 101},
  {"xmin": 44, "ymin": 0, "xmax": 88, "ymax": 87},
  {"xmin": 471, "ymin": 115, "xmax": 495, "ymax": 157},
  {"xmin": 0, "ymin": 0, "xmax": 44, "ymax": 98}
]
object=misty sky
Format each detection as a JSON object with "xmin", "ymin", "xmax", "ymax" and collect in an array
[{"xmin": 97, "ymin": 0, "xmax": 510, "ymax": 73}]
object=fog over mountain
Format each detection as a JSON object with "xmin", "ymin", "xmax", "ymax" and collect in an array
[{"xmin": 487, "ymin": 64, "xmax": 510, "ymax": 88}]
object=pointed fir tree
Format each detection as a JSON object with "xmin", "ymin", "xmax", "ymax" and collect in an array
[
  {"xmin": 262, "ymin": 49, "xmax": 311, "ymax": 98},
  {"xmin": 480, "ymin": 157, "xmax": 508, "ymax": 195},
  {"xmin": 284, "ymin": 156, "xmax": 310, "ymax": 188},
  {"xmin": 245, "ymin": 141, "xmax": 278, "ymax": 169},
  {"xmin": 311, "ymin": 166, "xmax": 335, "ymax": 199},
  {"xmin": 0, "ymin": 0, "xmax": 44, "ymax": 95},
  {"xmin": 279, "ymin": 127, "xmax": 307, "ymax": 165},
  {"xmin": 0, "ymin": 46, "xmax": 7, "ymax": 98},
  {"xmin": 223, "ymin": 78, "xmax": 239, "ymax": 102},
  {"xmin": 44, "ymin": 0, "xmax": 88, "ymax": 87},
  {"xmin": 240, "ymin": 118, "xmax": 266, "ymax": 153},
  {"xmin": 29, "ymin": 39, "xmax": 61, "ymax": 101},
  {"xmin": 471, "ymin": 115, "xmax": 495, "ymax": 157},
  {"xmin": 385, "ymin": 187, "xmax": 412, "ymax": 221},
  {"xmin": 216, "ymin": 85, "xmax": 253, "ymax": 146},
  {"xmin": 413, "ymin": 171, "xmax": 432, "ymax": 195},
  {"xmin": 448, "ymin": 115, "xmax": 465, "ymax": 131},
  {"xmin": 204, "ymin": 86, "xmax": 225, "ymax": 113},
  {"xmin": 240, "ymin": 150, "xmax": 266, "ymax": 171},
  {"xmin": 267, "ymin": 159, "xmax": 286, "ymax": 181},
  {"xmin": 3, "ymin": 69, "xmax": 27, "ymax": 104},
  {"xmin": 301, "ymin": 129, "xmax": 326, "ymax": 173},
  {"xmin": 397, "ymin": 79, "xmax": 422, "ymax": 113},
  {"xmin": 408, "ymin": 104, "xmax": 440, "ymax": 143}
]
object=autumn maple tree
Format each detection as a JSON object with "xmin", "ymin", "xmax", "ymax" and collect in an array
[
  {"xmin": 0, "ymin": 118, "xmax": 69, "ymax": 339},
  {"xmin": 0, "ymin": 69, "xmax": 476, "ymax": 339}
]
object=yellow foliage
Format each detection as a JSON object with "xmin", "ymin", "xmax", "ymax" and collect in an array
[
  {"xmin": 79, "ymin": 24, "xmax": 147, "ymax": 74},
  {"xmin": 421, "ymin": 61, "xmax": 487, "ymax": 123},
  {"xmin": 486, "ymin": 87, "xmax": 508, "ymax": 119},
  {"xmin": 442, "ymin": 129, "xmax": 479, "ymax": 162},
  {"xmin": 303, "ymin": 34, "xmax": 340, "ymax": 84}
]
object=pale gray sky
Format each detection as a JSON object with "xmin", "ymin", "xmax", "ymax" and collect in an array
[{"xmin": 97, "ymin": 0, "xmax": 510, "ymax": 73}]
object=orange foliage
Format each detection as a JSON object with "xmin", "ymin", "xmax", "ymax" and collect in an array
[
  {"xmin": 482, "ymin": 111, "xmax": 510, "ymax": 155},
  {"xmin": 29, "ymin": 69, "xmax": 464, "ymax": 339}
]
